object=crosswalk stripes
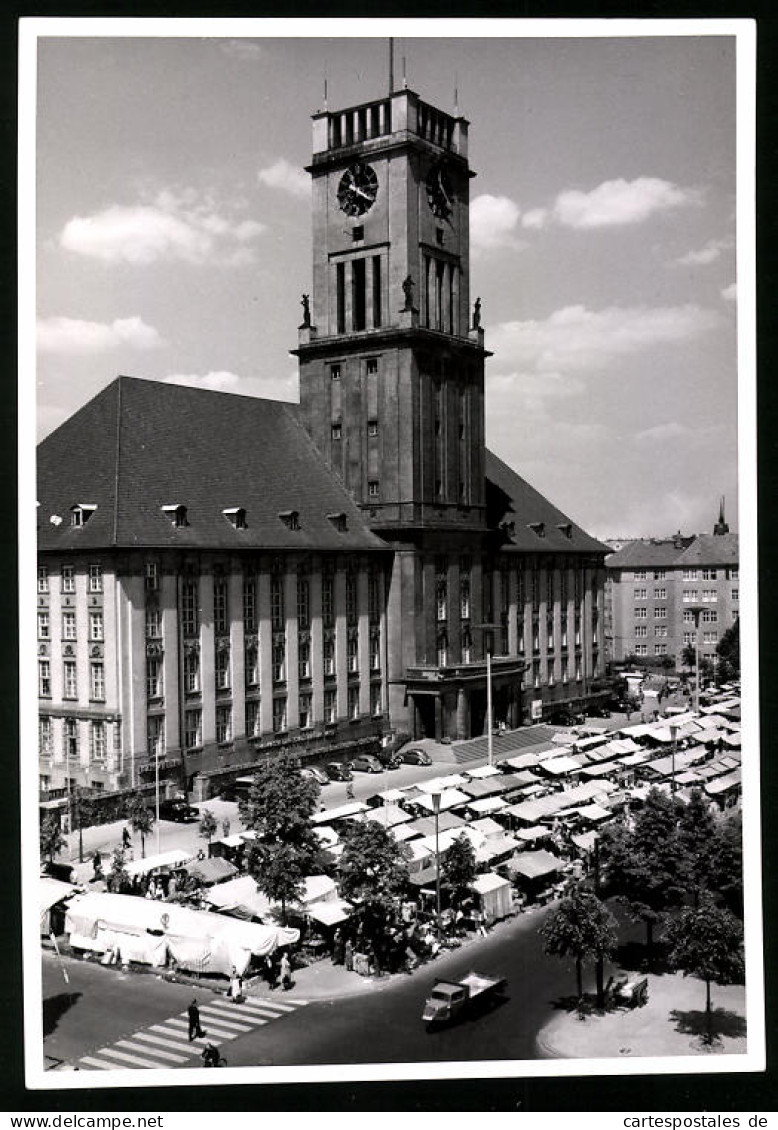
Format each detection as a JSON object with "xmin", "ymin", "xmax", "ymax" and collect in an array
[{"xmin": 74, "ymin": 993, "xmax": 307, "ymax": 1071}]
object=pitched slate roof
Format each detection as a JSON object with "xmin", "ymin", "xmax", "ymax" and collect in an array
[
  {"xmin": 606, "ymin": 531, "xmax": 738, "ymax": 570},
  {"xmin": 484, "ymin": 449, "xmax": 608, "ymax": 555},
  {"xmin": 37, "ymin": 376, "xmax": 387, "ymax": 554}
]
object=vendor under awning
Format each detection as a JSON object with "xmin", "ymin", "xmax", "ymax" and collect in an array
[
  {"xmin": 186, "ymin": 856, "xmax": 238, "ymax": 886},
  {"xmin": 507, "ymin": 849, "xmax": 562, "ymax": 882}
]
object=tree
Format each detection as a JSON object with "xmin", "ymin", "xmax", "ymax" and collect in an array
[
  {"xmin": 248, "ymin": 840, "xmax": 306, "ymax": 925},
  {"xmin": 716, "ymin": 618, "xmax": 740, "ymax": 682},
  {"xmin": 125, "ymin": 793, "xmax": 154, "ymax": 859},
  {"xmin": 600, "ymin": 788, "xmax": 686, "ymax": 963},
  {"xmin": 681, "ymin": 643, "xmax": 697, "ymax": 671},
  {"xmin": 40, "ymin": 814, "xmax": 65, "ymax": 863},
  {"xmin": 440, "ymin": 833, "xmax": 477, "ymax": 910},
  {"xmin": 708, "ymin": 811, "xmax": 743, "ymax": 918},
  {"xmin": 71, "ymin": 786, "xmax": 94, "ymax": 864},
  {"xmin": 199, "ymin": 808, "xmax": 218, "ymax": 844},
  {"xmin": 539, "ymin": 886, "xmax": 618, "ymax": 1007},
  {"xmin": 107, "ymin": 847, "xmax": 130, "ymax": 894},
  {"xmin": 338, "ymin": 821, "xmax": 410, "ymax": 960},
  {"xmin": 664, "ymin": 894, "xmax": 745, "ymax": 1044},
  {"xmin": 659, "ymin": 654, "xmax": 675, "ymax": 673},
  {"xmin": 677, "ymin": 787, "xmax": 717, "ymax": 903}
]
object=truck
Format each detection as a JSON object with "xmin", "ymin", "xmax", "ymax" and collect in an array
[{"xmin": 422, "ymin": 971, "xmax": 507, "ymax": 1027}]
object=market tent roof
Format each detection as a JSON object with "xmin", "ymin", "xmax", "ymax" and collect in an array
[
  {"xmin": 312, "ymin": 802, "xmax": 369, "ymax": 825},
  {"xmin": 467, "ymin": 797, "xmax": 508, "ymax": 816},
  {"xmin": 675, "ymin": 770, "xmax": 704, "ymax": 785},
  {"xmin": 580, "ymin": 761, "xmax": 622, "ymax": 779},
  {"xmin": 475, "ymin": 834, "xmax": 521, "ymax": 864},
  {"xmin": 302, "ymin": 875, "xmax": 338, "ymax": 904},
  {"xmin": 306, "ymin": 898, "xmax": 352, "ymax": 926},
  {"xmin": 705, "ymin": 769, "xmax": 741, "ymax": 795},
  {"xmin": 187, "ymin": 857, "xmax": 238, "ymax": 885},
  {"xmin": 465, "ymin": 764, "xmax": 502, "ymax": 779},
  {"xmin": 313, "ymin": 825, "xmax": 340, "ymax": 847},
  {"xmin": 390, "ymin": 823, "xmax": 422, "ymax": 843},
  {"xmin": 365, "ymin": 803, "xmax": 413, "ymax": 828},
  {"xmin": 405, "ymin": 812, "xmax": 465, "ymax": 837},
  {"xmin": 616, "ymin": 724, "xmax": 655, "ymax": 738},
  {"xmin": 428, "ymin": 773, "xmax": 470, "ymax": 789},
  {"xmin": 618, "ymin": 751, "xmax": 652, "ymax": 767},
  {"xmin": 40, "ymin": 876, "xmax": 79, "ymax": 914},
  {"xmin": 375, "ymin": 788, "xmax": 407, "ymax": 805},
  {"xmin": 577, "ymin": 803, "xmax": 613, "ymax": 823},
  {"xmin": 468, "ymin": 817, "xmax": 505, "ymax": 838},
  {"xmin": 471, "ymin": 871, "xmax": 513, "ymax": 895},
  {"xmin": 501, "ymin": 752, "xmax": 543, "ymax": 770},
  {"xmin": 211, "ymin": 833, "xmax": 248, "ymax": 848},
  {"xmin": 405, "ymin": 840, "xmax": 434, "ymax": 863},
  {"xmin": 413, "ymin": 788, "xmax": 471, "ymax": 812},
  {"xmin": 124, "ymin": 849, "xmax": 194, "ymax": 878},
  {"xmin": 460, "ymin": 777, "xmax": 506, "ymax": 799},
  {"xmin": 408, "ymin": 864, "xmax": 441, "ymax": 887},
  {"xmin": 507, "ymin": 850, "xmax": 562, "ymax": 880},
  {"xmin": 659, "ymin": 710, "xmax": 698, "ymax": 726},
  {"xmin": 702, "ymin": 698, "xmax": 740, "ymax": 714},
  {"xmin": 494, "ymin": 770, "xmax": 542, "ymax": 792},
  {"xmin": 515, "ymin": 824, "xmax": 551, "ymax": 841},
  {"xmin": 205, "ymin": 875, "xmax": 273, "ymax": 919},
  {"xmin": 574, "ymin": 734, "xmax": 611, "ymax": 752},
  {"xmin": 571, "ymin": 831, "xmax": 598, "ymax": 853},
  {"xmin": 603, "ymin": 738, "xmax": 641, "ymax": 756},
  {"xmin": 644, "ymin": 749, "xmax": 706, "ymax": 777},
  {"xmin": 722, "ymin": 733, "xmax": 741, "ymax": 748},
  {"xmin": 417, "ymin": 827, "xmax": 480, "ymax": 855},
  {"xmin": 539, "ymin": 756, "xmax": 583, "ymax": 776}
]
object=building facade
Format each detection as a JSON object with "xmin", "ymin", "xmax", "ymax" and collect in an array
[{"xmin": 37, "ymin": 83, "xmax": 608, "ymax": 803}]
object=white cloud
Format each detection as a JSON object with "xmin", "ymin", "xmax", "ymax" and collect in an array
[
  {"xmin": 163, "ymin": 371, "xmax": 243, "ymax": 394},
  {"xmin": 552, "ymin": 178, "xmax": 700, "ymax": 229},
  {"xmin": 721, "ymin": 282, "xmax": 737, "ymax": 303},
  {"xmin": 520, "ymin": 208, "xmax": 549, "ymax": 230},
  {"xmin": 470, "ymin": 194, "xmax": 523, "ymax": 252},
  {"xmin": 60, "ymin": 190, "xmax": 266, "ymax": 265},
  {"xmin": 490, "ymin": 303, "xmax": 722, "ymax": 375},
  {"xmin": 634, "ymin": 420, "xmax": 691, "ymax": 443},
  {"xmin": 675, "ymin": 234, "xmax": 735, "ymax": 266},
  {"xmin": 258, "ymin": 158, "xmax": 310, "ymax": 201},
  {"xmin": 37, "ymin": 315, "xmax": 162, "ymax": 354},
  {"xmin": 163, "ymin": 369, "xmax": 298, "ymax": 403}
]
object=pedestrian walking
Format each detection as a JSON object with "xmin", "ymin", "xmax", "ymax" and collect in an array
[
  {"xmin": 122, "ymin": 826, "xmax": 131, "ymax": 851},
  {"xmin": 188, "ymin": 998, "xmax": 205, "ymax": 1041},
  {"xmin": 222, "ymin": 817, "xmax": 231, "ymax": 839},
  {"xmin": 344, "ymin": 938, "xmax": 354, "ymax": 971},
  {"xmin": 332, "ymin": 927, "xmax": 344, "ymax": 965},
  {"xmin": 280, "ymin": 952, "xmax": 293, "ymax": 991},
  {"xmin": 264, "ymin": 954, "xmax": 277, "ymax": 989},
  {"xmin": 92, "ymin": 849, "xmax": 103, "ymax": 879},
  {"xmin": 229, "ymin": 965, "xmax": 244, "ymax": 1003}
]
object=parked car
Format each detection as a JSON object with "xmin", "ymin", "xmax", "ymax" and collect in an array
[
  {"xmin": 377, "ymin": 749, "xmax": 403, "ymax": 769},
  {"xmin": 349, "ymin": 754, "xmax": 383, "ymax": 774},
  {"xmin": 300, "ymin": 766, "xmax": 329, "ymax": 786},
  {"xmin": 588, "ymin": 703, "xmax": 611, "ymax": 719},
  {"xmin": 400, "ymin": 747, "xmax": 432, "ymax": 766},
  {"xmin": 158, "ymin": 798, "xmax": 199, "ymax": 823},
  {"xmin": 325, "ymin": 761, "xmax": 352, "ymax": 782},
  {"xmin": 41, "ymin": 859, "xmax": 78, "ymax": 884}
]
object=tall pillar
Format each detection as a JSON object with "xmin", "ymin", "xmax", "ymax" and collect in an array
[
  {"xmin": 229, "ymin": 567, "xmax": 245, "ymax": 739},
  {"xmin": 199, "ymin": 572, "xmax": 215, "ymax": 745},
  {"xmin": 258, "ymin": 570, "xmax": 273, "ymax": 736},
  {"xmin": 285, "ymin": 569, "xmax": 299, "ymax": 730},
  {"xmin": 310, "ymin": 567, "xmax": 324, "ymax": 723},
  {"xmin": 160, "ymin": 571, "xmax": 180, "ymax": 752}
]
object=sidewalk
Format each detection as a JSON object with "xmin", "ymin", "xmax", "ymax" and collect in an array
[{"xmin": 535, "ymin": 971, "xmax": 748, "ymax": 1060}]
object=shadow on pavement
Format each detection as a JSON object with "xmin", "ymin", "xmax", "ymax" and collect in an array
[
  {"xmin": 669, "ymin": 1006, "xmax": 747, "ymax": 1044},
  {"xmin": 43, "ymin": 991, "xmax": 83, "ymax": 1037},
  {"xmin": 614, "ymin": 939, "xmax": 673, "ymax": 975}
]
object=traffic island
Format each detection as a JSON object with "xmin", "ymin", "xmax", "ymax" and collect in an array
[{"xmin": 535, "ymin": 971, "xmax": 747, "ymax": 1059}]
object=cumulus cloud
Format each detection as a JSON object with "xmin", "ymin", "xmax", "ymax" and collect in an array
[
  {"xmin": 470, "ymin": 194, "xmax": 523, "ymax": 252},
  {"xmin": 163, "ymin": 371, "xmax": 243, "ymax": 394},
  {"xmin": 721, "ymin": 282, "xmax": 737, "ymax": 303},
  {"xmin": 675, "ymin": 234, "xmax": 735, "ymax": 266},
  {"xmin": 60, "ymin": 189, "xmax": 266, "ymax": 265},
  {"xmin": 634, "ymin": 420, "xmax": 691, "ymax": 442},
  {"xmin": 37, "ymin": 315, "xmax": 162, "ymax": 354},
  {"xmin": 163, "ymin": 369, "xmax": 298, "ymax": 403},
  {"xmin": 258, "ymin": 158, "xmax": 310, "ymax": 200},
  {"xmin": 490, "ymin": 303, "xmax": 722, "ymax": 375},
  {"xmin": 552, "ymin": 178, "xmax": 700, "ymax": 229}
]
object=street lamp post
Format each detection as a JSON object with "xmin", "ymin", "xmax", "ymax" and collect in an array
[
  {"xmin": 688, "ymin": 606, "xmax": 704, "ymax": 713},
  {"xmin": 155, "ymin": 741, "xmax": 161, "ymax": 856},
  {"xmin": 472, "ymin": 622, "xmax": 502, "ymax": 767},
  {"xmin": 429, "ymin": 784, "xmax": 443, "ymax": 936},
  {"xmin": 669, "ymin": 720, "xmax": 679, "ymax": 796}
]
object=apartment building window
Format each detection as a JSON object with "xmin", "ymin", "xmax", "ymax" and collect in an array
[
  {"xmin": 683, "ymin": 610, "xmax": 695, "ymax": 623},
  {"xmin": 216, "ymin": 704, "xmax": 232, "ymax": 744},
  {"xmin": 635, "ymin": 626, "xmax": 648, "ymax": 638},
  {"xmin": 634, "ymin": 570, "xmax": 647, "ymax": 580},
  {"xmin": 437, "ymin": 631, "xmax": 448, "ymax": 668},
  {"xmin": 683, "ymin": 590, "xmax": 699, "ymax": 603},
  {"xmin": 634, "ymin": 607, "xmax": 647, "ymax": 620},
  {"xmin": 703, "ymin": 631, "xmax": 719, "ymax": 644},
  {"xmin": 299, "ymin": 693, "xmax": 312, "ymax": 730},
  {"xmin": 367, "ymin": 419, "xmax": 378, "ymax": 437},
  {"xmin": 61, "ymin": 565, "xmax": 75, "ymax": 593},
  {"xmin": 273, "ymin": 697, "xmax": 287, "ymax": 733},
  {"xmin": 532, "ymin": 625, "xmax": 540, "ymax": 654},
  {"xmin": 146, "ymin": 606, "xmax": 162, "ymax": 639},
  {"xmin": 245, "ymin": 643, "xmax": 259, "ymax": 687},
  {"xmin": 184, "ymin": 709, "xmax": 202, "ymax": 749},
  {"xmin": 369, "ymin": 629, "xmax": 381, "ymax": 672},
  {"xmin": 89, "ymin": 564, "xmax": 103, "ymax": 593},
  {"xmin": 145, "ymin": 561, "xmax": 159, "ymax": 592},
  {"xmin": 368, "ymin": 571, "xmax": 381, "ymax": 623},
  {"xmin": 39, "ymin": 660, "xmax": 51, "ymax": 697},
  {"xmin": 560, "ymin": 621, "xmax": 567, "ymax": 649},
  {"xmin": 297, "ymin": 576, "xmax": 310, "ymax": 630},
  {"xmin": 702, "ymin": 568, "xmax": 718, "ymax": 580},
  {"xmin": 213, "ymin": 575, "xmax": 228, "ymax": 635},
  {"xmin": 347, "ymin": 632, "xmax": 359, "ymax": 674},
  {"xmin": 654, "ymin": 644, "xmax": 667, "ymax": 656},
  {"xmin": 460, "ymin": 578, "xmax": 471, "ymax": 620},
  {"xmin": 269, "ymin": 574, "xmax": 283, "ymax": 631},
  {"xmin": 561, "ymin": 656, "xmax": 569, "ymax": 683},
  {"xmin": 436, "ymin": 580, "xmax": 447, "ymax": 622},
  {"xmin": 348, "ymin": 685, "xmax": 360, "ymax": 720},
  {"xmin": 654, "ymin": 569, "xmax": 666, "ymax": 580},
  {"xmin": 245, "ymin": 699, "xmax": 260, "ymax": 738},
  {"xmin": 702, "ymin": 609, "xmax": 718, "ymax": 623},
  {"xmin": 635, "ymin": 644, "xmax": 647, "ymax": 656},
  {"xmin": 533, "ymin": 661, "xmax": 541, "ymax": 689},
  {"xmin": 330, "ymin": 362, "xmax": 341, "ymax": 382},
  {"xmin": 323, "ymin": 636, "xmax": 335, "ymax": 677},
  {"xmin": 633, "ymin": 588, "xmax": 647, "ymax": 600},
  {"xmin": 461, "ymin": 626, "xmax": 472, "ymax": 664},
  {"xmin": 654, "ymin": 607, "xmax": 667, "ymax": 620},
  {"xmin": 322, "ymin": 574, "xmax": 334, "ymax": 629},
  {"xmin": 702, "ymin": 589, "xmax": 718, "ymax": 603},
  {"xmin": 729, "ymin": 568, "xmax": 739, "ymax": 581},
  {"xmin": 655, "ymin": 625, "xmax": 668, "ymax": 638},
  {"xmin": 146, "ymin": 716, "xmax": 163, "ymax": 760},
  {"xmin": 38, "ymin": 566, "xmax": 49, "ymax": 594},
  {"xmin": 39, "ymin": 716, "xmax": 53, "ymax": 757},
  {"xmin": 184, "ymin": 649, "xmax": 200, "ymax": 694},
  {"xmin": 38, "ymin": 611, "xmax": 49, "ymax": 640},
  {"xmin": 64, "ymin": 718, "xmax": 78, "ymax": 758},
  {"xmin": 683, "ymin": 569, "xmax": 698, "ymax": 581},
  {"xmin": 215, "ymin": 647, "xmax": 230, "ymax": 691},
  {"xmin": 147, "ymin": 656, "xmax": 163, "ymax": 700},
  {"xmin": 243, "ymin": 576, "xmax": 256, "ymax": 630},
  {"xmin": 346, "ymin": 573, "xmax": 357, "ymax": 625},
  {"xmin": 654, "ymin": 588, "xmax": 666, "ymax": 600},
  {"xmin": 367, "ymin": 480, "xmax": 380, "ymax": 500},
  {"xmin": 547, "ymin": 659, "xmax": 555, "ymax": 686},
  {"xmin": 63, "ymin": 660, "xmax": 77, "ymax": 699},
  {"xmin": 272, "ymin": 638, "xmax": 286, "ymax": 683},
  {"xmin": 89, "ymin": 611, "xmax": 104, "ymax": 641},
  {"xmin": 324, "ymin": 689, "xmax": 337, "ymax": 724},
  {"xmin": 298, "ymin": 639, "xmax": 311, "ymax": 681},
  {"xmin": 182, "ymin": 578, "xmax": 199, "ymax": 636},
  {"xmin": 683, "ymin": 631, "xmax": 695, "ymax": 645},
  {"xmin": 62, "ymin": 611, "xmax": 76, "ymax": 641},
  {"xmin": 732, "ymin": 588, "xmax": 739, "ymax": 602},
  {"xmin": 370, "ymin": 683, "xmax": 382, "ymax": 717}
]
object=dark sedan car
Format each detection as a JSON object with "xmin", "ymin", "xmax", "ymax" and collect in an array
[
  {"xmin": 325, "ymin": 761, "xmax": 352, "ymax": 781},
  {"xmin": 400, "ymin": 747, "xmax": 432, "ymax": 766},
  {"xmin": 158, "ymin": 798, "xmax": 199, "ymax": 823}
]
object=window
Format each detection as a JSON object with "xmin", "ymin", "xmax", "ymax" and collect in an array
[
  {"xmin": 370, "ymin": 683, "xmax": 382, "ymax": 717},
  {"xmin": 322, "ymin": 575, "xmax": 334, "ymax": 629},
  {"xmin": 634, "ymin": 588, "xmax": 647, "ymax": 600},
  {"xmin": 273, "ymin": 697, "xmax": 287, "ymax": 733},
  {"xmin": 437, "ymin": 631, "xmax": 448, "ymax": 667},
  {"xmin": 372, "ymin": 258, "xmax": 382, "ymax": 326},
  {"xmin": 271, "ymin": 575, "xmax": 284, "ymax": 631},
  {"xmin": 39, "ymin": 717, "xmax": 53, "ymax": 757},
  {"xmin": 436, "ymin": 580, "xmax": 447, "ymax": 622},
  {"xmin": 61, "ymin": 565, "xmax": 75, "ymax": 593},
  {"xmin": 702, "ymin": 568, "xmax": 718, "ymax": 580},
  {"xmin": 352, "ymin": 258, "xmax": 366, "ymax": 331},
  {"xmin": 63, "ymin": 660, "xmax": 77, "ymax": 699},
  {"xmin": 213, "ymin": 575, "xmax": 229, "ymax": 635},
  {"xmin": 336, "ymin": 263, "xmax": 346, "ymax": 333},
  {"xmin": 654, "ymin": 644, "xmax": 667, "ymax": 656},
  {"xmin": 634, "ymin": 607, "xmax": 647, "ymax": 620},
  {"xmin": 653, "ymin": 569, "xmax": 666, "ymax": 580},
  {"xmin": 683, "ymin": 590, "xmax": 699, "ymax": 603},
  {"xmin": 702, "ymin": 589, "xmax": 718, "ymax": 603},
  {"xmin": 461, "ymin": 626, "xmax": 472, "ymax": 663},
  {"xmin": 216, "ymin": 705, "xmax": 232, "ymax": 743},
  {"xmin": 145, "ymin": 561, "xmax": 159, "ymax": 591},
  {"xmin": 729, "ymin": 567, "xmax": 739, "ymax": 580},
  {"xmin": 297, "ymin": 576, "xmax": 310, "ymax": 630},
  {"xmin": 561, "ymin": 656, "xmax": 569, "ymax": 683},
  {"xmin": 654, "ymin": 588, "xmax": 666, "ymax": 600},
  {"xmin": 184, "ymin": 649, "xmax": 200, "ymax": 694},
  {"xmin": 331, "ymin": 422, "xmax": 342, "ymax": 441},
  {"xmin": 89, "ymin": 611, "xmax": 104, "ymax": 641},
  {"xmin": 635, "ymin": 643, "xmax": 647, "ymax": 656},
  {"xmin": 702, "ymin": 609, "xmax": 718, "ymax": 623},
  {"xmin": 272, "ymin": 638, "xmax": 285, "ymax": 683},
  {"xmin": 635, "ymin": 625, "xmax": 647, "ymax": 638},
  {"xmin": 331, "ymin": 362, "xmax": 341, "ymax": 381},
  {"xmin": 146, "ymin": 717, "xmax": 163, "ymax": 759},
  {"xmin": 184, "ymin": 709, "xmax": 202, "ymax": 749},
  {"xmin": 162, "ymin": 504, "xmax": 188, "ymax": 528},
  {"xmin": 533, "ymin": 661, "xmax": 541, "ymax": 689},
  {"xmin": 654, "ymin": 607, "xmax": 667, "ymax": 620},
  {"xmin": 323, "ymin": 637, "xmax": 335, "ymax": 677},
  {"xmin": 703, "ymin": 630, "xmax": 719, "ymax": 644},
  {"xmin": 38, "ymin": 566, "xmax": 49, "ymax": 594},
  {"xmin": 38, "ymin": 611, "xmax": 49, "ymax": 640},
  {"xmin": 243, "ymin": 576, "xmax": 256, "ymax": 630},
  {"xmin": 346, "ymin": 573, "xmax": 357, "ymax": 624},
  {"xmin": 146, "ymin": 606, "xmax": 162, "ymax": 639},
  {"xmin": 223, "ymin": 507, "xmax": 247, "ymax": 530},
  {"xmin": 298, "ymin": 639, "xmax": 311, "ymax": 681},
  {"xmin": 39, "ymin": 660, "xmax": 51, "ymax": 697},
  {"xmin": 64, "ymin": 718, "xmax": 78, "ymax": 758},
  {"xmin": 732, "ymin": 588, "xmax": 739, "ymax": 602},
  {"xmin": 324, "ymin": 689, "xmax": 337, "ymax": 724},
  {"xmin": 683, "ymin": 569, "xmax": 698, "ymax": 581},
  {"xmin": 547, "ymin": 659, "xmax": 555, "ymax": 686},
  {"xmin": 366, "ymin": 357, "xmax": 378, "ymax": 375},
  {"xmin": 215, "ymin": 647, "xmax": 231, "ymax": 691},
  {"xmin": 62, "ymin": 611, "xmax": 77, "ymax": 640},
  {"xmin": 90, "ymin": 663, "xmax": 105, "ymax": 701},
  {"xmin": 245, "ymin": 643, "xmax": 259, "ymax": 687},
  {"xmin": 655, "ymin": 625, "xmax": 668, "ymax": 638},
  {"xmin": 367, "ymin": 419, "xmax": 378, "ymax": 437},
  {"xmin": 348, "ymin": 685, "xmax": 360, "ymax": 720},
  {"xmin": 245, "ymin": 699, "xmax": 260, "ymax": 738},
  {"xmin": 347, "ymin": 632, "xmax": 359, "ymax": 674},
  {"xmin": 368, "ymin": 571, "xmax": 381, "ymax": 622},
  {"xmin": 182, "ymin": 578, "xmax": 199, "ymax": 636},
  {"xmin": 147, "ymin": 656, "xmax": 163, "ymax": 700},
  {"xmin": 460, "ymin": 578, "xmax": 471, "ymax": 620},
  {"xmin": 683, "ymin": 631, "xmax": 695, "ymax": 645},
  {"xmin": 634, "ymin": 569, "xmax": 647, "ymax": 580},
  {"xmin": 87, "ymin": 564, "xmax": 102, "ymax": 592},
  {"xmin": 299, "ymin": 693, "xmax": 312, "ymax": 730},
  {"xmin": 367, "ymin": 480, "xmax": 380, "ymax": 499},
  {"xmin": 683, "ymin": 610, "xmax": 696, "ymax": 624},
  {"xmin": 369, "ymin": 630, "xmax": 381, "ymax": 672}
]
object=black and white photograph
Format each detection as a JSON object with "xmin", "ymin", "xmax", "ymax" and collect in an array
[{"xmin": 20, "ymin": 17, "xmax": 763, "ymax": 1095}]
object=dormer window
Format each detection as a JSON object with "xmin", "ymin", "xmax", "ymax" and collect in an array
[
  {"xmin": 279, "ymin": 509, "xmax": 300, "ymax": 531},
  {"xmin": 327, "ymin": 512, "xmax": 348, "ymax": 533},
  {"xmin": 70, "ymin": 503, "xmax": 97, "ymax": 528},
  {"xmin": 556, "ymin": 522, "xmax": 573, "ymax": 539},
  {"xmin": 528, "ymin": 521, "xmax": 546, "ymax": 538},
  {"xmin": 162, "ymin": 504, "xmax": 189, "ymax": 528},
  {"xmin": 223, "ymin": 507, "xmax": 247, "ymax": 530}
]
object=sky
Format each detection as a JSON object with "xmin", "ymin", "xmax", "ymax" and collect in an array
[{"xmin": 31, "ymin": 25, "xmax": 746, "ymax": 541}]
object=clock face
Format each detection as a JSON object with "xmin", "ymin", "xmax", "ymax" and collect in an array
[
  {"xmin": 337, "ymin": 162, "xmax": 379, "ymax": 217},
  {"xmin": 426, "ymin": 164, "xmax": 454, "ymax": 219}
]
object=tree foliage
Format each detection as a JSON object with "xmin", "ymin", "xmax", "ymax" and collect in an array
[
  {"xmin": 540, "ymin": 886, "xmax": 618, "ymax": 1003},
  {"xmin": 71, "ymin": 787, "xmax": 94, "ymax": 863},
  {"xmin": 677, "ymin": 787, "xmax": 717, "ymax": 900},
  {"xmin": 125, "ymin": 793, "xmax": 154, "ymax": 858},
  {"xmin": 199, "ymin": 808, "xmax": 218, "ymax": 844},
  {"xmin": 716, "ymin": 619, "xmax": 740, "ymax": 682},
  {"xmin": 338, "ymin": 821, "xmax": 410, "ymax": 954},
  {"xmin": 40, "ymin": 814, "xmax": 65, "ymax": 863},
  {"xmin": 441, "ymin": 833, "xmax": 477, "ymax": 908},
  {"xmin": 708, "ymin": 811, "xmax": 743, "ymax": 918}
]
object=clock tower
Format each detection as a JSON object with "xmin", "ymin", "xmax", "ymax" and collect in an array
[{"xmin": 294, "ymin": 86, "xmax": 495, "ymax": 732}]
